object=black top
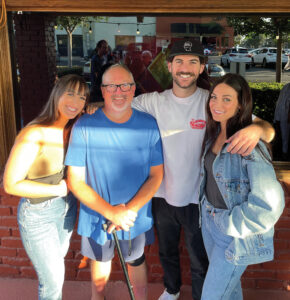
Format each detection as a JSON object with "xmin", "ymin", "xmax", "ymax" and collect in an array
[
  {"xmin": 27, "ymin": 168, "xmax": 64, "ymax": 204},
  {"xmin": 204, "ymin": 150, "xmax": 227, "ymax": 209}
]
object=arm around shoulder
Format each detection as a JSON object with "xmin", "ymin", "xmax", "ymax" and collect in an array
[
  {"xmin": 252, "ymin": 116, "xmax": 275, "ymax": 143},
  {"xmin": 226, "ymin": 117, "xmax": 275, "ymax": 156},
  {"xmin": 132, "ymin": 92, "xmax": 160, "ymax": 116}
]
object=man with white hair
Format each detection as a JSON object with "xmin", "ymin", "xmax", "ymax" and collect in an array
[{"xmin": 66, "ymin": 64, "xmax": 164, "ymax": 300}]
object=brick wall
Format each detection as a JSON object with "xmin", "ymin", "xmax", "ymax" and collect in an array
[
  {"xmin": 0, "ymin": 173, "xmax": 289, "ymax": 292},
  {"xmin": 13, "ymin": 13, "xmax": 57, "ymax": 126},
  {"xmin": 241, "ymin": 181, "xmax": 290, "ymax": 292}
]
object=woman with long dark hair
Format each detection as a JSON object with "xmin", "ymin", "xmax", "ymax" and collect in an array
[
  {"xmin": 199, "ymin": 73, "xmax": 284, "ymax": 300},
  {"xmin": 4, "ymin": 74, "xmax": 89, "ymax": 300}
]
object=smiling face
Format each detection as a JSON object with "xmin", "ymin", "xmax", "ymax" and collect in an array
[
  {"xmin": 101, "ymin": 65, "xmax": 136, "ymax": 120},
  {"xmin": 209, "ymin": 83, "xmax": 240, "ymax": 128},
  {"xmin": 57, "ymin": 83, "xmax": 86, "ymax": 121},
  {"xmin": 167, "ymin": 55, "xmax": 205, "ymax": 91}
]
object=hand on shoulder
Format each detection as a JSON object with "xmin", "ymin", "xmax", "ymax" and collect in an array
[
  {"xmin": 226, "ymin": 124, "xmax": 262, "ymax": 157},
  {"xmin": 86, "ymin": 102, "xmax": 103, "ymax": 115}
]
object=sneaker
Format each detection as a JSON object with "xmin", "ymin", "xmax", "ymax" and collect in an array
[{"xmin": 158, "ymin": 289, "xmax": 180, "ymax": 300}]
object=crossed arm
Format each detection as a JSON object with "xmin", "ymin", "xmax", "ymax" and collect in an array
[
  {"xmin": 4, "ymin": 127, "xmax": 67, "ymax": 198},
  {"xmin": 67, "ymin": 164, "xmax": 163, "ymax": 232}
]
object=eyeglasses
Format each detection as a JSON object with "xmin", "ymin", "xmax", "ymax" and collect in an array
[{"xmin": 101, "ymin": 83, "xmax": 135, "ymax": 93}]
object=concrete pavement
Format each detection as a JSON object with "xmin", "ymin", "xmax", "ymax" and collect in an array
[{"xmin": 1, "ymin": 278, "xmax": 289, "ymax": 300}]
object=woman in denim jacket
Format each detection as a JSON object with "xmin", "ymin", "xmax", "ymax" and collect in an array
[{"xmin": 199, "ymin": 73, "xmax": 285, "ymax": 300}]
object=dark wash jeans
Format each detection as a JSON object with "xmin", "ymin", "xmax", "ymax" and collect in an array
[{"xmin": 152, "ymin": 197, "xmax": 209, "ymax": 300}]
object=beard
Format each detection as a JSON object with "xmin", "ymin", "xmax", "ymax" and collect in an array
[
  {"xmin": 172, "ymin": 72, "xmax": 198, "ymax": 89},
  {"xmin": 110, "ymin": 95, "xmax": 131, "ymax": 113}
]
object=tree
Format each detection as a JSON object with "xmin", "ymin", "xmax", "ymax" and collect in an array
[
  {"xmin": 55, "ymin": 16, "xmax": 105, "ymax": 67},
  {"xmin": 241, "ymin": 33, "xmax": 266, "ymax": 49},
  {"xmin": 227, "ymin": 17, "xmax": 290, "ymax": 82}
]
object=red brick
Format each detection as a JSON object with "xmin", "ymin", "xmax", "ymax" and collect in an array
[
  {"xmin": 180, "ymin": 256, "xmax": 190, "ymax": 265},
  {"xmin": 20, "ymin": 267, "xmax": 37, "ymax": 278},
  {"xmin": 182, "ymin": 276, "xmax": 191, "ymax": 285},
  {"xmin": 74, "ymin": 251, "xmax": 84, "ymax": 260},
  {"xmin": 275, "ymin": 217, "xmax": 290, "ymax": 228},
  {"xmin": 2, "ymin": 257, "xmax": 31, "ymax": 267},
  {"xmin": 1, "ymin": 237, "xmax": 23, "ymax": 248},
  {"xmin": 17, "ymin": 248, "xmax": 29, "ymax": 258},
  {"xmin": 0, "ymin": 265, "xmax": 20, "ymax": 275},
  {"xmin": 276, "ymin": 271, "xmax": 290, "ymax": 281},
  {"xmin": 111, "ymin": 260, "xmax": 122, "ymax": 272},
  {"xmin": 76, "ymin": 269, "xmax": 91, "ymax": 280},
  {"xmin": 262, "ymin": 261, "xmax": 290, "ymax": 270},
  {"xmin": 11, "ymin": 207, "xmax": 18, "ymax": 216},
  {"xmin": 256, "ymin": 279, "xmax": 285, "ymax": 290},
  {"xmin": 241, "ymin": 278, "xmax": 256, "ymax": 289},
  {"xmin": 276, "ymin": 230, "xmax": 290, "ymax": 239},
  {"xmin": 11, "ymin": 228, "xmax": 20, "ymax": 237},
  {"xmin": 65, "ymin": 269, "xmax": 77, "ymax": 280},
  {"xmin": 274, "ymin": 239, "xmax": 289, "ymax": 250},
  {"xmin": 109, "ymin": 271, "xmax": 123, "ymax": 281},
  {"xmin": 275, "ymin": 251, "xmax": 290, "ymax": 260},
  {"xmin": 71, "ymin": 231, "xmax": 81, "ymax": 239},
  {"xmin": 0, "ymin": 227, "xmax": 10, "ymax": 237},
  {"xmin": 149, "ymin": 264, "xmax": 164, "ymax": 274},
  {"xmin": 0, "ymin": 217, "xmax": 18, "ymax": 227},
  {"xmin": 0, "ymin": 206, "xmax": 11, "ymax": 216},
  {"xmin": 65, "ymin": 259, "xmax": 83, "ymax": 269},
  {"xmin": 146, "ymin": 243, "xmax": 159, "ymax": 254},
  {"xmin": 65, "ymin": 250, "xmax": 74, "ymax": 259},
  {"xmin": 69, "ymin": 240, "xmax": 81, "ymax": 250},
  {"xmin": 148, "ymin": 273, "xmax": 163, "ymax": 283},
  {"xmin": 243, "ymin": 270, "xmax": 276, "ymax": 279},
  {"xmin": 0, "ymin": 195, "xmax": 20, "ymax": 206},
  {"xmin": 246, "ymin": 264, "xmax": 262, "ymax": 270},
  {"xmin": 146, "ymin": 254, "xmax": 161, "ymax": 265},
  {"xmin": 0, "ymin": 247, "xmax": 17, "ymax": 257}
]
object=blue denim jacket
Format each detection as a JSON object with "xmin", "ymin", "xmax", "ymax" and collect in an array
[{"xmin": 199, "ymin": 141, "xmax": 285, "ymax": 265}]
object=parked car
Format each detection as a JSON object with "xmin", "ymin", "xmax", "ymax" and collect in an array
[
  {"xmin": 252, "ymin": 47, "xmax": 288, "ymax": 67},
  {"xmin": 83, "ymin": 61, "xmax": 91, "ymax": 81},
  {"xmin": 220, "ymin": 47, "xmax": 252, "ymax": 68},
  {"xmin": 248, "ymin": 49, "xmax": 260, "ymax": 66},
  {"xmin": 207, "ymin": 63, "xmax": 226, "ymax": 77}
]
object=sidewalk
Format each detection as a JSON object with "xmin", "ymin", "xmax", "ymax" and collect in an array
[{"xmin": 0, "ymin": 278, "xmax": 289, "ymax": 300}]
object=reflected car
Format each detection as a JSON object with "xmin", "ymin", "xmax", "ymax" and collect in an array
[
  {"xmin": 248, "ymin": 49, "xmax": 260, "ymax": 66},
  {"xmin": 221, "ymin": 47, "xmax": 252, "ymax": 68},
  {"xmin": 252, "ymin": 47, "xmax": 288, "ymax": 67},
  {"xmin": 207, "ymin": 63, "xmax": 226, "ymax": 77}
]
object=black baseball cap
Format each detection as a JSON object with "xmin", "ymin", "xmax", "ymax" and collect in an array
[{"xmin": 168, "ymin": 39, "xmax": 205, "ymax": 59}]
